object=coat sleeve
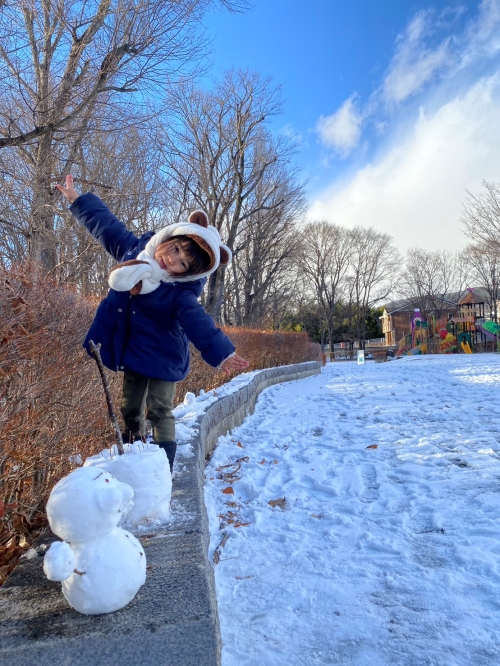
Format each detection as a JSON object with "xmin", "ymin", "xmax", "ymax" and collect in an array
[
  {"xmin": 174, "ymin": 290, "xmax": 236, "ymax": 368},
  {"xmin": 70, "ymin": 193, "xmax": 140, "ymax": 261}
]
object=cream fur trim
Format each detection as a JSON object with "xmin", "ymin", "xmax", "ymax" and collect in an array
[
  {"xmin": 108, "ymin": 258, "xmax": 170, "ymax": 294},
  {"xmin": 142, "ymin": 221, "xmax": 232, "ymax": 283}
]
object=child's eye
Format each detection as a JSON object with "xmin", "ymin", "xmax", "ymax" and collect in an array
[
  {"xmin": 182, "ymin": 263, "xmax": 187, "ymax": 269},
  {"xmin": 174, "ymin": 246, "xmax": 179, "ymax": 253}
]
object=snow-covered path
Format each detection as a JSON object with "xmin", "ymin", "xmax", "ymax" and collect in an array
[{"xmin": 204, "ymin": 355, "xmax": 500, "ymax": 665}]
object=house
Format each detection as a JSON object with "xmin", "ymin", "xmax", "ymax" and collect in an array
[{"xmin": 380, "ymin": 301, "xmax": 416, "ymax": 347}]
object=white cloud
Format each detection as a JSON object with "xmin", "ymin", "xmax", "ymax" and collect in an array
[
  {"xmin": 315, "ymin": 8, "xmax": 454, "ymax": 159},
  {"xmin": 382, "ymin": 11, "xmax": 451, "ymax": 104},
  {"xmin": 459, "ymin": 0, "xmax": 500, "ymax": 66},
  {"xmin": 309, "ymin": 75, "xmax": 500, "ymax": 253},
  {"xmin": 316, "ymin": 95, "xmax": 362, "ymax": 156},
  {"xmin": 310, "ymin": 1, "xmax": 500, "ymax": 253},
  {"xmin": 280, "ymin": 123, "xmax": 304, "ymax": 144}
]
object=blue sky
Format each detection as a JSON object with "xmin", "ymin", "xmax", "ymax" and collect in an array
[{"xmin": 204, "ymin": 0, "xmax": 500, "ymax": 253}]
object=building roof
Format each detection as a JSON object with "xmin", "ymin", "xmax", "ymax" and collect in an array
[
  {"xmin": 382, "ymin": 295, "xmax": 458, "ymax": 315},
  {"xmin": 458, "ymin": 287, "xmax": 491, "ymax": 305}
]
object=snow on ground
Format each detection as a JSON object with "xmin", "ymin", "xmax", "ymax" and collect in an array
[{"xmin": 204, "ymin": 355, "xmax": 500, "ymax": 666}]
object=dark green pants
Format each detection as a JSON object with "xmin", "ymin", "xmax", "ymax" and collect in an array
[{"xmin": 121, "ymin": 371, "xmax": 176, "ymax": 442}]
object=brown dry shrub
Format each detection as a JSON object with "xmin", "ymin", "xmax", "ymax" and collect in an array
[
  {"xmin": 177, "ymin": 327, "xmax": 322, "ymax": 399},
  {"xmin": 0, "ymin": 267, "xmax": 319, "ymax": 583},
  {"xmin": 0, "ymin": 265, "xmax": 121, "ymax": 582}
]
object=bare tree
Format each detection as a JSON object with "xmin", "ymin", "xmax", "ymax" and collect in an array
[
  {"xmin": 348, "ymin": 227, "xmax": 400, "ymax": 348},
  {"xmin": 460, "ymin": 242, "xmax": 500, "ymax": 321},
  {"xmin": 296, "ymin": 221, "xmax": 353, "ymax": 351},
  {"xmin": 399, "ymin": 248, "xmax": 462, "ymax": 320},
  {"xmin": 462, "ymin": 181, "xmax": 500, "ymax": 250},
  {"xmin": 226, "ymin": 167, "xmax": 306, "ymax": 327},
  {"xmin": 159, "ymin": 70, "xmax": 299, "ymax": 322},
  {"xmin": 0, "ymin": 0, "xmax": 248, "ymax": 269},
  {"xmin": 0, "ymin": 120, "xmax": 167, "ymax": 292}
]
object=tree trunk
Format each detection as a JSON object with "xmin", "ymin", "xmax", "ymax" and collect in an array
[
  {"xmin": 29, "ymin": 137, "xmax": 57, "ymax": 270},
  {"xmin": 205, "ymin": 266, "xmax": 227, "ymax": 323}
]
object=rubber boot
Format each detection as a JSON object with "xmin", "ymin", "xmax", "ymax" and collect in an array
[{"xmin": 157, "ymin": 441, "xmax": 177, "ymax": 474}]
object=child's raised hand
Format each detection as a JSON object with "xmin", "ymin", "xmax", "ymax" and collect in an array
[
  {"xmin": 56, "ymin": 174, "xmax": 80, "ymax": 204},
  {"xmin": 220, "ymin": 354, "xmax": 249, "ymax": 375}
]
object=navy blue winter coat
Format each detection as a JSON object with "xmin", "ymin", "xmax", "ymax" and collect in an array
[{"xmin": 71, "ymin": 193, "xmax": 235, "ymax": 381}]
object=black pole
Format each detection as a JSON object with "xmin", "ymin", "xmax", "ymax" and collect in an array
[{"xmin": 88, "ymin": 340, "xmax": 125, "ymax": 455}]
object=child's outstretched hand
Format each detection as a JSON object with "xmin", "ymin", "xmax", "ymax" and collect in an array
[
  {"xmin": 56, "ymin": 174, "xmax": 80, "ymax": 204},
  {"xmin": 221, "ymin": 354, "xmax": 249, "ymax": 375}
]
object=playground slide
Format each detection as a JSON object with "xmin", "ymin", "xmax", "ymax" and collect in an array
[{"xmin": 461, "ymin": 341, "xmax": 473, "ymax": 354}]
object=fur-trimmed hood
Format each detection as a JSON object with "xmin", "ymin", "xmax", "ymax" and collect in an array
[{"xmin": 108, "ymin": 210, "xmax": 231, "ymax": 295}]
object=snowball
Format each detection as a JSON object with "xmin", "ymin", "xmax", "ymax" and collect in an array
[
  {"xmin": 84, "ymin": 443, "xmax": 171, "ymax": 527},
  {"xmin": 184, "ymin": 391, "xmax": 196, "ymax": 405},
  {"xmin": 44, "ymin": 541, "xmax": 75, "ymax": 581}
]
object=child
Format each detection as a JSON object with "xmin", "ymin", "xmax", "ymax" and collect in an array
[{"xmin": 57, "ymin": 175, "xmax": 249, "ymax": 472}]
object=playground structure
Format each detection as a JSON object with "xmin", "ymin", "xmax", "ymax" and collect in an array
[
  {"xmin": 476, "ymin": 319, "xmax": 500, "ymax": 351},
  {"xmin": 397, "ymin": 289, "xmax": 498, "ymax": 356},
  {"xmin": 397, "ymin": 309, "xmax": 455, "ymax": 356}
]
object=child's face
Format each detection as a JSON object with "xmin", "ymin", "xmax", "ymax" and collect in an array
[{"xmin": 154, "ymin": 241, "xmax": 191, "ymax": 275}]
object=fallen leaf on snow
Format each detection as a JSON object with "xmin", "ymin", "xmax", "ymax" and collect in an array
[
  {"xmin": 268, "ymin": 497, "xmax": 286, "ymax": 509},
  {"xmin": 366, "ymin": 444, "xmax": 378, "ymax": 449},
  {"xmin": 217, "ymin": 462, "xmax": 238, "ymax": 471},
  {"xmin": 213, "ymin": 532, "xmax": 229, "ymax": 564},
  {"xmin": 234, "ymin": 522, "xmax": 250, "ymax": 528},
  {"xmin": 222, "ymin": 487, "xmax": 234, "ymax": 495},
  {"xmin": 258, "ymin": 459, "xmax": 266, "ymax": 464}
]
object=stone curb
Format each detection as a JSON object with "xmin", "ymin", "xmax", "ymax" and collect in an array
[{"xmin": 0, "ymin": 361, "xmax": 321, "ymax": 665}]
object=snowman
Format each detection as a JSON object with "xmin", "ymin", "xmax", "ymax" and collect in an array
[{"xmin": 43, "ymin": 466, "xmax": 146, "ymax": 615}]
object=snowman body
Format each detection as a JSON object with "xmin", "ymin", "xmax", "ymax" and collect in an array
[{"xmin": 43, "ymin": 466, "xmax": 146, "ymax": 615}]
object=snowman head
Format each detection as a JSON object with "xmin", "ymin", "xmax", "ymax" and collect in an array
[{"xmin": 46, "ymin": 466, "xmax": 134, "ymax": 543}]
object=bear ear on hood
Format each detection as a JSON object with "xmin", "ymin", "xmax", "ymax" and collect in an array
[
  {"xmin": 219, "ymin": 245, "xmax": 231, "ymax": 266},
  {"xmin": 188, "ymin": 210, "xmax": 208, "ymax": 228}
]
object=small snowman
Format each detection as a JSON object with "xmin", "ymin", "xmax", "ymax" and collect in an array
[{"xmin": 43, "ymin": 466, "xmax": 146, "ymax": 615}]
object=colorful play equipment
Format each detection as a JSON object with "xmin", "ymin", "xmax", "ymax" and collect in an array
[
  {"xmin": 457, "ymin": 332, "xmax": 473, "ymax": 354},
  {"xmin": 439, "ymin": 327, "xmax": 457, "ymax": 354},
  {"xmin": 411, "ymin": 310, "xmax": 427, "ymax": 351},
  {"xmin": 395, "ymin": 288, "xmax": 497, "ymax": 356},
  {"xmin": 477, "ymin": 320, "xmax": 500, "ymax": 351},
  {"xmin": 397, "ymin": 309, "xmax": 470, "ymax": 356}
]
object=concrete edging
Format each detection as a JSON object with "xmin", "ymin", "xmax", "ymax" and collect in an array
[{"xmin": 0, "ymin": 361, "xmax": 321, "ymax": 665}]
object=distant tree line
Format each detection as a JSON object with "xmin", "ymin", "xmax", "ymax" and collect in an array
[{"xmin": 2, "ymin": 0, "xmax": 498, "ymax": 350}]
